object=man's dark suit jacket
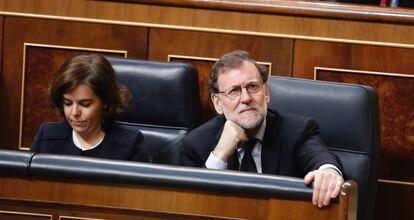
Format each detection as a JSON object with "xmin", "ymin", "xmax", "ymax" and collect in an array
[
  {"xmin": 183, "ymin": 108, "xmax": 342, "ymax": 177},
  {"xmin": 31, "ymin": 121, "xmax": 149, "ymax": 162}
]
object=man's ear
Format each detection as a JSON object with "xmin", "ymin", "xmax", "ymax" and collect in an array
[
  {"xmin": 211, "ymin": 94, "xmax": 223, "ymax": 115},
  {"xmin": 264, "ymin": 84, "xmax": 270, "ymax": 103}
]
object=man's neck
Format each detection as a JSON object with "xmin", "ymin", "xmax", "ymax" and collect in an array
[{"xmin": 246, "ymin": 119, "xmax": 266, "ymax": 141}]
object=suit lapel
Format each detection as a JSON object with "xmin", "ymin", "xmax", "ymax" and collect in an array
[{"xmin": 261, "ymin": 110, "xmax": 282, "ymax": 175}]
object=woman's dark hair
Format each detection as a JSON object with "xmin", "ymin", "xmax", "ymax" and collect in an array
[
  {"xmin": 49, "ymin": 54, "xmax": 131, "ymax": 130},
  {"xmin": 208, "ymin": 50, "xmax": 268, "ymax": 94}
]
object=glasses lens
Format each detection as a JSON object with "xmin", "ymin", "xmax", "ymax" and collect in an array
[
  {"xmin": 246, "ymin": 82, "xmax": 262, "ymax": 93},
  {"xmin": 226, "ymin": 86, "xmax": 242, "ymax": 99},
  {"xmin": 219, "ymin": 82, "xmax": 263, "ymax": 99}
]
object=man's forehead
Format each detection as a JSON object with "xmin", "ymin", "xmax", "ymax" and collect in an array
[{"xmin": 217, "ymin": 62, "xmax": 260, "ymax": 84}]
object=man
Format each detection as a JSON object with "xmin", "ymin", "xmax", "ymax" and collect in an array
[{"xmin": 183, "ymin": 50, "xmax": 344, "ymax": 208}]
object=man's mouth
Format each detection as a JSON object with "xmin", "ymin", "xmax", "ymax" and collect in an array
[{"xmin": 239, "ymin": 107, "xmax": 257, "ymax": 114}]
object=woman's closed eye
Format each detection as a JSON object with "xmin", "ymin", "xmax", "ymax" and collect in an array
[
  {"xmin": 79, "ymin": 100, "xmax": 92, "ymax": 107},
  {"xmin": 63, "ymin": 100, "xmax": 72, "ymax": 106}
]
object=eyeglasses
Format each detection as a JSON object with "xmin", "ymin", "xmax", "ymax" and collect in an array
[{"xmin": 216, "ymin": 81, "xmax": 264, "ymax": 100}]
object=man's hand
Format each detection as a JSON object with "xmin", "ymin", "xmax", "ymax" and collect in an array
[
  {"xmin": 212, "ymin": 120, "xmax": 247, "ymax": 162},
  {"xmin": 304, "ymin": 168, "xmax": 344, "ymax": 208}
]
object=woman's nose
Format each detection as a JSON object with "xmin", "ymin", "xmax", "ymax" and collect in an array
[{"xmin": 71, "ymin": 104, "xmax": 81, "ymax": 116}]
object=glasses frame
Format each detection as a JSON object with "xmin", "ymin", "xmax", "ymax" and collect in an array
[{"xmin": 216, "ymin": 81, "xmax": 264, "ymax": 100}]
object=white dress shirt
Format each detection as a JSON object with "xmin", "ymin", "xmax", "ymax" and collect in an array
[{"xmin": 72, "ymin": 130, "xmax": 104, "ymax": 151}]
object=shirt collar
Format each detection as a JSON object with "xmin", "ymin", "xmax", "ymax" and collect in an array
[
  {"xmin": 253, "ymin": 119, "xmax": 266, "ymax": 142},
  {"xmin": 72, "ymin": 130, "xmax": 105, "ymax": 151}
]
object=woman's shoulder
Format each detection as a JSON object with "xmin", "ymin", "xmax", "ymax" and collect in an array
[
  {"xmin": 37, "ymin": 121, "xmax": 71, "ymax": 139},
  {"xmin": 105, "ymin": 123, "xmax": 143, "ymax": 146}
]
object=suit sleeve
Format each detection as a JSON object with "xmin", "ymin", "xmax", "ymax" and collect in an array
[
  {"xmin": 296, "ymin": 119, "xmax": 343, "ymax": 175},
  {"xmin": 181, "ymin": 116, "xmax": 224, "ymax": 168},
  {"xmin": 182, "ymin": 136, "xmax": 206, "ymax": 167},
  {"xmin": 129, "ymin": 131, "xmax": 150, "ymax": 162}
]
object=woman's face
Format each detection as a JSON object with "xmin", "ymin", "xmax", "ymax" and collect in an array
[{"xmin": 63, "ymin": 84, "xmax": 104, "ymax": 137}]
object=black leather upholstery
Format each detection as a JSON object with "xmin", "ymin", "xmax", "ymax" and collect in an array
[
  {"xmin": 0, "ymin": 149, "xmax": 34, "ymax": 176},
  {"xmin": 119, "ymin": 122, "xmax": 187, "ymax": 165},
  {"xmin": 29, "ymin": 152, "xmax": 313, "ymax": 200},
  {"xmin": 267, "ymin": 76, "xmax": 379, "ymax": 220},
  {"xmin": 107, "ymin": 57, "xmax": 201, "ymax": 165},
  {"xmin": 108, "ymin": 57, "xmax": 200, "ymax": 128},
  {"xmin": 0, "ymin": 149, "xmax": 315, "ymax": 201}
]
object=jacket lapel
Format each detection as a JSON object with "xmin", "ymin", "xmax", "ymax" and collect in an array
[{"xmin": 261, "ymin": 110, "xmax": 282, "ymax": 175}]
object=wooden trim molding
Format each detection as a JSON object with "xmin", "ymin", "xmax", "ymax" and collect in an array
[
  {"xmin": 168, "ymin": 54, "xmax": 273, "ymax": 75},
  {"xmin": 1, "ymin": 0, "xmax": 414, "ymax": 47},
  {"xmin": 314, "ymin": 67, "xmax": 414, "ymax": 79},
  {"xmin": 379, "ymin": 179, "xmax": 414, "ymax": 186},
  {"xmin": 0, "ymin": 11, "xmax": 413, "ymax": 50},
  {"xmin": 0, "ymin": 210, "xmax": 52, "ymax": 219},
  {"xmin": 0, "ymin": 176, "xmax": 356, "ymax": 220},
  {"xmin": 100, "ymin": 0, "xmax": 414, "ymax": 25},
  {"xmin": 339, "ymin": 180, "xmax": 358, "ymax": 220},
  {"xmin": 59, "ymin": 216, "xmax": 108, "ymax": 220}
]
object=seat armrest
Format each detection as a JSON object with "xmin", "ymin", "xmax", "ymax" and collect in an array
[{"xmin": 0, "ymin": 149, "xmax": 35, "ymax": 176}]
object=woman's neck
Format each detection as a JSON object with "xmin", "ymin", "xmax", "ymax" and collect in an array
[{"xmin": 74, "ymin": 129, "xmax": 105, "ymax": 149}]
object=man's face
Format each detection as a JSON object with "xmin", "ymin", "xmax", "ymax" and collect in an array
[{"xmin": 211, "ymin": 61, "xmax": 269, "ymax": 131}]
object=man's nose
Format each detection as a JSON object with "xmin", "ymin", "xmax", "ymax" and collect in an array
[{"xmin": 240, "ymin": 87, "xmax": 252, "ymax": 103}]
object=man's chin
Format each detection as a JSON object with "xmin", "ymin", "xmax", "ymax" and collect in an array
[{"xmin": 237, "ymin": 117, "xmax": 263, "ymax": 130}]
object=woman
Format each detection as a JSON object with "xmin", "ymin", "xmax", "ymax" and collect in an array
[{"xmin": 31, "ymin": 54, "xmax": 148, "ymax": 162}]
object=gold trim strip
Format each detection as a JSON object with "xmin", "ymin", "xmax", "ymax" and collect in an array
[
  {"xmin": 24, "ymin": 43, "xmax": 129, "ymax": 56},
  {"xmin": 0, "ymin": 210, "xmax": 52, "ymax": 219},
  {"xmin": 18, "ymin": 43, "xmax": 128, "ymax": 150},
  {"xmin": 1, "ymin": 11, "xmax": 414, "ymax": 49},
  {"xmin": 378, "ymin": 179, "xmax": 414, "ymax": 186},
  {"xmin": 168, "ymin": 54, "xmax": 273, "ymax": 75},
  {"xmin": 19, "ymin": 43, "xmax": 28, "ymax": 150},
  {"xmin": 168, "ymin": 54, "xmax": 218, "ymax": 62},
  {"xmin": 60, "ymin": 216, "xmax": 108, "ymax": 220},
  {"xmin": 314, "ymin": 66, "xmax": 414, "ymax": 80}
]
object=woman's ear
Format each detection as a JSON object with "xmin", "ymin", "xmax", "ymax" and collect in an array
[{"xmin": 211, "ymin": 94, "xmax": 223, "ymax": 115}]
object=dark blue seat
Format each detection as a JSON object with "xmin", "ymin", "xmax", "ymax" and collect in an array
[
  {"xmin": 108, "ymin": 57, "xmax": 201, "ymax": 165},
  {"xmin": 29, "ymin": 153, "xmax": 314, "ymax": 200},
  {"xmin": 267, "ymin": 76, "xmax": 379, "ymax": 220},
  {"xmin": 0, "ymin": 149, "xmax": 35, "ymax": 176}
]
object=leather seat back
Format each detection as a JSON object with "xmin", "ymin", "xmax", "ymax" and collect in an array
[
  {"xmin": 108, "ymin": 57, "xmax": 201, "ymax": 165},
  {"xmin": 267, "ymin": 76, "xmax": 379, "ymax": 220}
]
